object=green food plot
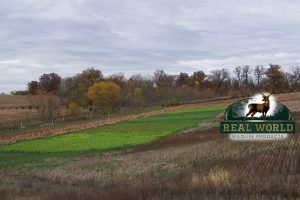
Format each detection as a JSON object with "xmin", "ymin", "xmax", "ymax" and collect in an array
[{"xmin": 0, "ymin": 106, "xmax": 225, "ymax": 153}]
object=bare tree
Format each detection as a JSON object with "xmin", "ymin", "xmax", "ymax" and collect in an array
[
  {"xmin": 254, "ymin": 65, "xmax": 265, "ymax": 88},
  {"xmin": 107, "ymin": 73, "xmax": 126, "ymax": 88},
  {"xmin": 286, "ymin": 66, "xmax": 300, "ymax": 91},
  {"xmin": 29, "ymin": 93, "xmax": 61, "ymax": 122},
  {"xmin": 242, "ymin": 65, "xmax": 252, "ymax": 87},
  {"xmin": 234, "ymin": 66, "xmax": 242, "ymax": 87},
  {"xmin": 209, "ymin": 68, "xmax": 230, "ymax": 95}
]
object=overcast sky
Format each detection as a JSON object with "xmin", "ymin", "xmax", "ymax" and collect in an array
[{"xmin": 1, "ymin": 0, "xmax": 300, "ymax": 93}]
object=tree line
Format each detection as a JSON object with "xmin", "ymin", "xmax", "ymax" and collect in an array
[{"xmin": 23, "ymin": 64, "xmax": 300, "ymax": 120}]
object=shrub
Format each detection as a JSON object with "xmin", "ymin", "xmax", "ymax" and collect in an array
[{"xmin": 67, "ymin": 102, "xmax": 80, "ymax": 116}]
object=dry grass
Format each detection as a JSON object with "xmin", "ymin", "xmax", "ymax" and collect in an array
[
  {"xmin": 274, "ymin": 92, "xmax": 300, "ymax": 102},
  {"xmin": 283, "ymin": 100, "xmax": 300, "ymax": 112},
  {"xmin": 0, "ymin": 109, "xmax": 38, "ymax": 121},
  {"xmin": 0, "ymin": 95, "xmax": 31, "ymax": 106},
  {"xmin": 0, "ymin": 93, "xmax": 300, "ymax": 199},
  {"xmin": 1, "ymin": 132, "xmax": 300, "ymax": 199},
  {"xmin": 1, "ymin": 115, "xmax": 300, "ymax": 199}
]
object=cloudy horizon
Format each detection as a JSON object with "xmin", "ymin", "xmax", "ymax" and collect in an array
[{"xmin": 1, "ymin": 0, "xmax": 300, "ymax": 93}]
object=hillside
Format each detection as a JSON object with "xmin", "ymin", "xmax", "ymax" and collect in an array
[{"xmin": 0, "ymin": 93, "xmax": 299, "ymax": 199}]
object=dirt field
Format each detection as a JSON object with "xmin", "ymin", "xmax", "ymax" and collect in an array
[
  {"xmin": 0, "ymin": 110, "xmax": 299, "ymax": 199},
  {"xmin": 0, "ymin": 95, "xmax": 32, "ymax": 106},
  {"xmin": 0, "ymin": 95, "xmax": 38, "ymax": 129},
  {"xmin": 0, "ymin": 113, "xmax": 299, "ymax": 199},
  {"xmin": 0, "ymin": 93, "xmax": 299, "ymax": 199}
]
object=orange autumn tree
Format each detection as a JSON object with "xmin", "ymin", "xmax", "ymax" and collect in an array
[{"xmin": 87, "ymin": 81, "xmax": 121, "ymax": 114}]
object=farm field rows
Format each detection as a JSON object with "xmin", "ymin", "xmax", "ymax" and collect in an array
[{"xmin": 0, "ymin": 98, "xmax": 299, "ymax": 199}]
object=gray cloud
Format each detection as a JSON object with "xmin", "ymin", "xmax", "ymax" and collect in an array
[{"xmin": 1, "ymin": 0, "xmax": 300, "ymax": 93}]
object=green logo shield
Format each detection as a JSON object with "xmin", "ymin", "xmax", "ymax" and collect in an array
[{"xmin": 220, "ymin": 94, "xmax": 296, "ymax": 135}]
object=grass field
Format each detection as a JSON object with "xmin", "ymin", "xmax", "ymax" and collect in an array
[{"xmin": 0, "ymin": 106, "xmax": 225, "ymax": 153}]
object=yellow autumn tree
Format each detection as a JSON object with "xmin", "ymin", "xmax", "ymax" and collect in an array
[
  {"xmin": 134, "ymin": 87, "xmax": 144, "ymax": 107},
  {"xmin": 67, "ymin": 102, "xmax": 80, "ymax": 116},
  {"xmin": 87, "ymin": 81, "xmax": 121, "ymax": 114}
]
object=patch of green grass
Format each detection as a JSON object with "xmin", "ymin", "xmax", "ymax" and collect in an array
[
  {"xmin": 0, "ymin": 152, "xmax": 74, "ymax": 171},
  {"xmin": 0, "ymin": 106, "xmax": 225, "ymax": 153}
]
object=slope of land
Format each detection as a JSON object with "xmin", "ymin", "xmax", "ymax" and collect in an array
[
  {"xmin": 0, "ymin": 93, "xmax": 299, "ymax": 199},
  {"xmin": 0, "ymin": 98, "xmax": 234, "ymax": 145},
  {"xmin": 0, "ymin": 106, "xmax": 225, "ymax": 152},
  {"xmin": 1, "ymin": 91, "xmax": 300, "ymax": 145},
  {"xmin": 0, "ymin": 110, "xmax": 299, "ymax": 199}
]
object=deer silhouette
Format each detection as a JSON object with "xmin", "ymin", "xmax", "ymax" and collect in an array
[{"xmin": 246, "ymin": 93, "xmax": 271, "ymax": 118}]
